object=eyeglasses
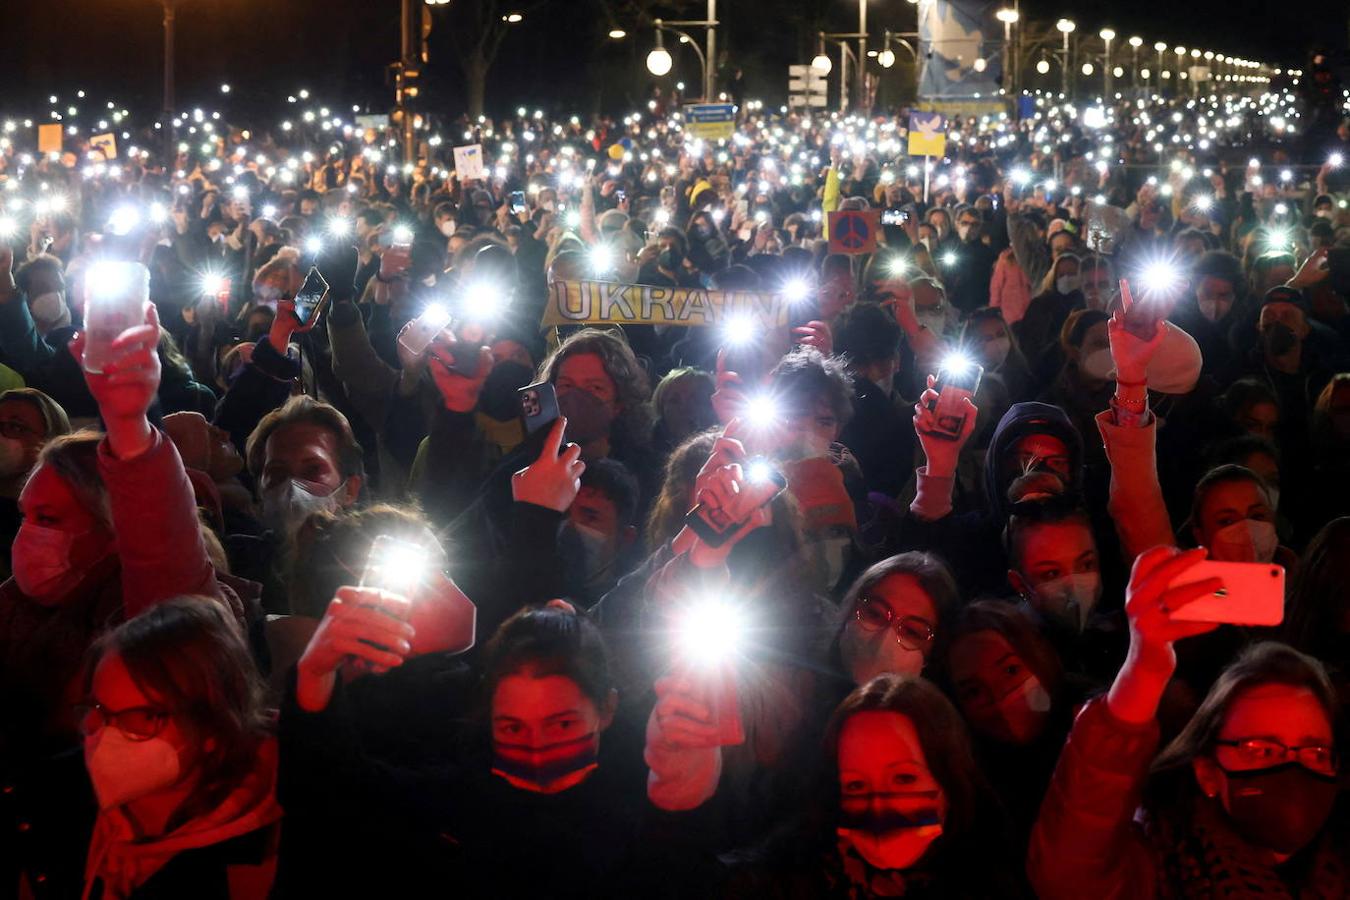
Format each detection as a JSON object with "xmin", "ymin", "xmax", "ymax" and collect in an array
[
  {"xmin": 854, "ymin": 598, "xmax": 935, "ymax": 652},
  {"xmin": 74, "ymin": 701, "xmax": 172, "ymax": 742},
  {"xmin": 1214, "ymin": 738, "xmax": 1338, "ymax": 776},
  {"xmin": 0, "ymin": 420, "xmax": 38, "ymax": 440},
  {"xmin": 1012, "ymin": 452, "xmax": 1072, "ymax": 476}
]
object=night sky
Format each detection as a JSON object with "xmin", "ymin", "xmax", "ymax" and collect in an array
[{"xmin": 1, "ymin": 0, "xmax": 1344, "ymax": 122}]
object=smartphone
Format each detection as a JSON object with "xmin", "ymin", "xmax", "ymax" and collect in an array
[
  {"xmin": 380, "ymin": 241, "xmax": 412, "ymax": 280},
  {"xmin": 882, "ymin": 208, "xmax": 908, "ymax": 226},
  {"xmin": 83, "ymin": 261, "xmax": 149, "ymax": 374},
  {"xmin": 213, "ymin": 276, "xmax": 233, "ymax": 314},
  {"xmin": 291, "ymin": 266, "xmax": 331, "ymax": 327},
  {"xmin": 398, "ymin": 304, "xmax": 452, "ymax": 358},
  {"xmin": 924, "ymin": 362, "xmax": 984, "ymax": 441},
  {"xmin": 615, "ymin": 189, "xmax": 627, "ymax": 204},
  {"xmin": 429, "ymin": 337, "xmax": 482, "ymax": 378},
  {"xmin": 509, "ymin": 191, "xmax": 527, "ymax": 215},
  {"xmin": 519, "ymin": 381, "xmax": 560, "ymax": 436},
  {"xmin": 1168, "ymin": 561, "xmax": 1285, "ymax": 626},
  {"xmin": 683, "ymin": 459, "xmax": 787, "ymax": 548},
  {"xmin": 360, "ymin": 534, "xmax": 429, "ymax": 597}
]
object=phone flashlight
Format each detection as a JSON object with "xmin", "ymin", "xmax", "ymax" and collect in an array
[
  {"xmin": 0, "ymin": 216, "xmax": 15, "ymax": 238},
  {"xmin": 923, "ymin": 353, "xmax": 982, "ymax": 441},
  {"xmin": 1140, "ymin": 261, "xmax": 1182, "ymax": 296},
  {"xmin": 742, "ymin": 393, "xmax": 782, "ymax": 430},
  {"xmin": 261, "ymin": 204, "xmax": 278, "ymax": 219},
  {"xmin": 392, "ymin": 224, "xmax": 414, "ymax": 244},
  {"xmin": 782, "ymin": 277, "xmax": 810, "ymax": 302},
  {"xmin": 677, "ymin": 597, "xmax": 748, "ymax": 667},
  {"xmin": 887, "ymin": 257, "xmax": 909, "ymax": 278},
  {"xmin": 148, "ymin": 203, "xmax": 168, "ymax": 224},
  {"xmin": 941, "ymin": 251, "xmax": 958, "ymax": 267},
  {"xmin": 461, "ymin": 279, "xmax": 505, "ymax": 322},
  {"xmin": 327, "ymin": 217, "xmax": 352, "ymax": 238},
  {"xmin": 304, "ymin": 236, "xmax": 323, "ymax": 255},
  {"xmin": 360, "ymin": 534, "xmax": 432, "ymax": 596},
  {"xmin": 722, "ymin": 313, "xmax": 758, "ymax": 347},
  {"xmin": 589, "ymin": 244, "xmax": 615, "ymax": 275},
  {"xmin": 107, "ymin": 205, "xmax": 141, "ymax": 236},
  {"xmin": 565, "ymin": 210, "xmax": 581, "ymax": 228},
  {"xmin": 1192, "ymin": 195, "xmax": 1214, "ymax": 212},
  {"xmin": 1331, "ymin": 153, "xmax": 1345, "ymax": 169},
  {"xmin": 200, "ymin": 273, "xmax": 227, "ymax": 298}
]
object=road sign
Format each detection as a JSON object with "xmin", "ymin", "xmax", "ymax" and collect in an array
[
  {"xmin": 907, "ymin": 111, "xmax": 947, "ymax": 157},
  {"xmin": 788, "ymin": 65, "xmax": 828, "ymax": 110},
  {"xmin": 828, "ymin": 210, "xmax": 882, "ymax": 256},
  {"xmin": 685, "ymin": 103, "xmax": 736, "ymax": 140}
]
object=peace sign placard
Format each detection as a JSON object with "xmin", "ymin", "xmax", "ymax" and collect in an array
[{"xmin": 827, "ymin": 210, "xmax": 882, "ymax": 256}]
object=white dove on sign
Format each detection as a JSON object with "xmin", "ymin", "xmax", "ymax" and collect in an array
[
  {"xmin": 913, "ymin": 115, "xmax": 943, "ymax": 138},
  {"xmin": 922, "ymin": 1, "xmax": 983, "ymax": 82}
]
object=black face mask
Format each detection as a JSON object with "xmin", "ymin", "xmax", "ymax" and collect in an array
[
  {"xmin": 1261, "ymin": 322, "xmax": 1298, "ymax": 356},
  {"xmin": 1217, "ymin": 762, "xmax": 1339, "ymax": 855},
  {"xmin": 479, "ymin": 361, "xmax": 533, "ymax": 421},
  {"xmin": 659, "ymin": 248, "xmax": 685, "ymax": 272}
]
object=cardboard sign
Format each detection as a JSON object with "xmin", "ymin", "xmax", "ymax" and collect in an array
[
  {"xmin": 541, "ymin": 280, "xmax": 791, "ymax": 329},
  {"xmin": 907, "ymin": 111, "xmax": 948, "ymax": 157},
  {"xmin": 827, "ymin": 210, "xmax": 882, "ymax": 256},
  {"xmin": 88, "ymin": 132, "xmax": 117, "ymax": 160},
  {"xmin": 685, "ymin": 103, "xmax": 736, "ymax": 141},
  {"xmin": 38, "ymin": 124, "xmax": 63, "ymax": 154},
  {"xmin": 453, "ymin": 143, "xmax": 485, "ymax": 181}
]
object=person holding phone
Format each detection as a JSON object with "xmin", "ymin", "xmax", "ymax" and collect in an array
[{"xmin": 1029, "ymin": 548, "xmax": 1348, "ymax": 899}]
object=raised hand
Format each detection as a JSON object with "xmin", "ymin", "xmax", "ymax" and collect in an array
[
  {"xmin": 427, "ymin": 341, "xmax": 493, "ymax": 413},
  {"xmin": 511, "ymin": 416, "xmax": 586, "ymax": 512},
  {"xmin": 296, "ymin": 586, "xmax": 415, "ymax": 712},
  {"xmin": 913, "ymin": 374, "xmax": 978, "ymax": 479},
  {"xmin": 793, "ymin": 319, "xmax": 833, "ymax": 356},
  {"xmin": 69, "ymin": 302, "xmax": 163, "ymax": 460}
]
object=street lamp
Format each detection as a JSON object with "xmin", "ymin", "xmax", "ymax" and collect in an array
[
  {"xmin": 1154, "ymin": 40, "xmax": 1167, "ymax": 89},
  {"xmin": 996, "ymin": 8, "xmax": 1020, "ymax": 102},
  {"xmin": 647, "ymin": 10, "xmax": 718, "ymax": 100},
  {"xmin": 1037, "ymin": 58, "xmax": 1050, "ymax": 75},
  {"xmin": 647, "ymin": 30, "xmax": 674, "ymax": 77},
  {"xmin": 1056, "ymin": 19, "xmax": 1076, "ymax": 98},
  {"xmin": 1099, "ymin": 29, "xmax": 1115, "ymax": 97},
  {"xmin": 811, "ymin": 50, "xmax": 834, "ymax": 75},
  {"xmin": 877, "ymin": 48, "xmax": 896, "ymax": 68},
  {"xmin": 1128, "ymin": 36, "xmax": 1142, "ymax": 88}
]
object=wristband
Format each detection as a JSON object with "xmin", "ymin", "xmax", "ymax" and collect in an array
[{"xmin": 1114, "ymin": 377, "xmax": 1147, "ymax": 387}]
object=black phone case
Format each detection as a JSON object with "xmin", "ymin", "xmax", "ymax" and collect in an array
[{"xmin": 518, "ymin": 381, "xmax": 560, "ymax": 436}]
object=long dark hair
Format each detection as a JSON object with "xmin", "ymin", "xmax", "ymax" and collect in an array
[
  {"xmin": 826, "ymin": 552, "xmax": 961, "ymax": 675},
  {"xmin": 84, "ymin": 598, "xmax": 270, "ymax": 831},
  {"xmin": 1284, "ymin": 518, "xmax": 1350, "ymax": 662}
]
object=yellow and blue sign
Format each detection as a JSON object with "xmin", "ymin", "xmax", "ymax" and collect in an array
[
  {"xmin": 907, "ymin": 111, "xmax": 948, "ymax": 158},
  {"xmin": 685, "ymin": 104, "xmax": 736, "ymax": 140}
]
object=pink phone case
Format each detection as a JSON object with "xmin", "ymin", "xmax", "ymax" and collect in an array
[{"xmin": 1169, "ymin": 561, "xmax": 1285, "ymax": 626}]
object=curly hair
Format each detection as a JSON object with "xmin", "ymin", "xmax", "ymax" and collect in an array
[{"xmin": 538, "ymin": 328, "xmax": 653, "ymax": 450}]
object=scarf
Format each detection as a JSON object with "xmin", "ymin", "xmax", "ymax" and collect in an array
[
  {"xmin": 83, "ymin": 736, "xmax": 282, "ymax": 900},
  {"xmin": 826, "ymin": 837, "xmax": 932, "ymax": 898},
  {"xmin": 1153, "ymin": 796, "xmax": 1348, "ymax": 899}
]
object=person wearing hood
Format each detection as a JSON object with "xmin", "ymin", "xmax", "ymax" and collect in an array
[
  {"xmin": 1040, "ymin": 310, "xmax": 1116, "ymax": 469},
  {"xmin": 943, "ymin": 206, "xmax": 998, "ymax": 315},
  {"xmin": 1014, "ymin": 252, "xmax": 1085, "ymax": 381},
  {"xmin": 1171, "ymin": 250, "xmax": 1247, "ymax": 376}
]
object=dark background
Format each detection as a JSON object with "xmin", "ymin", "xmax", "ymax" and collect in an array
[{"xmin": 0, "ymin": 0, "xmax": 1345, "ymax": 122}]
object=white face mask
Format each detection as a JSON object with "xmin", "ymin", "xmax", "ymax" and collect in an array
[
  {"xmin": 957, "ymin": 224, "xmax": 973, "ymax": 242},
  {"xmin": 29, "ymin": 292, "xmax": 69, "ymax": 329},
  {"xmin": 261, "ymin": 478, "xmax": 342, "ymax": 538},
  {"xmin": 0, "ymin": 435, "xmax": 28, "ymax": 478},
  {"xmin": 1079, "ymin": 347, "xmax": 1116, "ymax": 381},
  {"xmin": 1028, "ymin": 571, "xmax": 1101, "ymax": 631},
  {"xmin": 1210, "ymin": 518, "xmax": 1278, "ymax": 563},
  {"xmin": 438, "ymin": 219, "xmax": 457, "ymax": 237},
  {"xmin": 983, "ymin": 337, "xmax": 1012, "ymax": 370},
  {"xmin": 12, "ymin": 523, "xmax": 85, "ymax": 602},
  {"xmin": 85, "ymin": 727, "xmax": 182, "ymax": 810},
  {"xmin": 817, "ymin": 535, "xmax": 853, "ymax": 592},
  {"xmin": 1056, "ymin": 275, "xmax": 1081, "ymax": 295}
]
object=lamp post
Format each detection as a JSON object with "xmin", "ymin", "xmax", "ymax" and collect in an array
[
  {"xmin": 649, "ymin": 15, "xmax": 718, "ymax": 101},
  {"xmin": 1128, "ymin": 36, "xmax": 1142, "ymax": 89},
  {"xmin": 1154, "ymin": 41, "xmax": 1167, "ymax": 93},
  {"xmin": 160, "ymin": 0, "xmax": 176, "ymax": 167},
  {"xmin": 1099, "ymin": 29, "xmax": 1115, "ymax": 98},
  {"xmin": 1190, "ymin": 47, "xmax": 1201, "ymax": 96},
  {"xmin": 1056, "ymin": 19, "xmax": 1075, "ymax": 98},
  {"xmin": 1174, "ymin": 45, "xmax": 1186, "ymax": 96},
  {"xmin": 857, "ymin": 0, "xmax": 868, "ymax": 112},
  {"xmin": 996, "ymin": 8, "xmax": 1020, "ymax": 106}
]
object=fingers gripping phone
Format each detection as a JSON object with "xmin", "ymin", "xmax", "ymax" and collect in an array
[
  {"xmin": 924, "ymin": 362, "xmax": 983, "ymax": 441},
  {"xmin": 399, "ymin": 304, "xmax": 453, "ymax": 358},
  {"xmin": 292, "ymin": 266, "xmax": 331, "ymax": 327},
  {"xmin": 509, "ymin": 191, "xmax": 528, "ymax": 215},
  {"xmin": 1168, "ymin": 562, "xmax": 1285, "ymax": 626},
  {"xmin": 683, "ymin": 459, "xmax": 787, "ymax": 548}
]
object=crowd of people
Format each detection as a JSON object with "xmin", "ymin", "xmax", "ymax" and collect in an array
[{"xmin": 1, "ymin": 79, "xmax": 1350, "ymax": 898}]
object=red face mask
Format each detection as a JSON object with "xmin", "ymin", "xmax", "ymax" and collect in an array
[
  {"xmin": 491, "ymin": 732, "xmax": 600, "ymax": 794},
  {"xmin": 836, "ymin": 790, "xmax": 945, "ymax": 870}
]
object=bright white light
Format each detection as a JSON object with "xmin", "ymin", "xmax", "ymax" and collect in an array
[
  {"xmin": 743, "ymin": 393, "xmax": 781, "ymax": 429},
  {"xmin": 304, "ymin": 236, "xmax": 323, "ymax": 254},
  {"xmin": 746, "ymin": 459, "xmax": 775, "ymax": 484},
  {"xmin": 783, "ymin": 278, "xmax": 810, "ymax": 302},
  {"xmin": 723, "ymin": 313, "xmax": 758, "ymax": 346},
  {"xmin": 462, "ymin": 280, "xmax": 504, "ymax": 320},
  {"xmin": 590, "ymin": 244, "xmax": 615, "ymax": 274},
  {"xmin": 941, "ymin": 352, "xmax": 974, "ymax": 377},
  {"xmin": 888, "ymin": 257, "xmax": 908, "ymax": 278},
  {"xmin": 420, "ymin": 303, "xmax": 452, "ymax": 330},
  {"xmin": 941, "ymin": 251, "xmax": 958, "ymax": 267},
  {"xmin": 200, "ymin": 273, "xmax": 226, "ymax": 297},
  {"xmin": 107, "ymin": 204, "xmax": 141, "ymax": 236},
  {"xmin": 1140, "ymin": 261, "xmax": 1182, "ymax": 296},
  {"xmin": 326, "ymin": 217, "xmax": 352, "ymax": 238},
  {"xmin": 811, "ymin": 54, "xmax": 834, "ymax": 75},
  {"xmin": 392, "ymin": 224, "xmax": 414, "ymax": 243},
  {"xmin": 0, "ymin": 216, "xmax": 16, "ymax": 238},
  {"xmin": 646, "ymin": 48, "xmax": 673, "ymax": 77},
  {"xmin": 677, "ymin": 598, "xmax": 747, "ymax": 667},
  {"xmin": 1330, "ymin": 153, "xmax": 1344, "ymax": 169},
  {"xmin": 362, "ymin": 536, "xmax": 429, "ymax": 594},
  {"xmin": 261, "ymin": 204, "xmax": 277, "ymax": 218}
]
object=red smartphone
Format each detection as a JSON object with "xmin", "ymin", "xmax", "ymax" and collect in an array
[
  {"xmin": 924, "ymin": 362, "xmax": 983, "ymax": 441},
  {"xmin": 1168, "ymin": 561, "xmax": 1285, "ymax": 626},
  {"xmin": 683, "ymin": 460, "xmax": 787, "ymax": 548}
]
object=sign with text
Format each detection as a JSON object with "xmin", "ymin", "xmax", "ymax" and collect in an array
[
  {"xmin": 541, "ymin": 280, "xmax": 791, "ymax": 329},
  {"xmin": 907, "ymin": 111, "xmax": 948, "ymax": 157},
  {"xmin": 827, "ymin": 210, "xmax": 882, "ymax": 256},
  {"xmin": 453, "ymin": 143, "xmax": 485, "ymax": 181},
  {"xmin": 685, "ymin": 104, "xmax": 736, "ymax": 140}
]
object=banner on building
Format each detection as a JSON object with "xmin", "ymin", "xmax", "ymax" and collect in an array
[
  {"xmin": 541, "ymin": 280, "xmax": 790, "ymax": 329},
  {"xmin": 918, "ymin": 0, "xmax": 1003, "ymax": 101}
]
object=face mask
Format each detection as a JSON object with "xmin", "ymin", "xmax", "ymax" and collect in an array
[
  {"xmin": 957, "ymin": 224, "xmax": 973, "ymax": 241},
  {"xmin": 1056, "ymin": 275, "xmax": 1081, "ymax": 295},
  {"xmin": 1216, "ymin": 763, "xmax": 1338, "ymax": 855},
  {"xmin": 659, "ymin": 247, "xmax": 685, "ymax": 272},
  {"xmin": 479, "ymin": 361, "xmax": 533, "ymax": 421},
  {"xmin": 12, "ymin": 523, "xmax": 85, "ymax": 602},
  {"xmin": 1079, "ymin": 347, "xmax": 1116, "ymax": 381},
  {"xmin": 1210, "ymin": 518, "xmax": 1278, "ymax": 563},
  {"xmin": 438, "ymin": 219, "xmax": 457, "ymax": 237},
  {"xmin": 0, "ymin": 435, "xmax": 29, "ymax": 478},
  {"xmin": 261, "ymin": 478, "xmax": 342, "ymax": 538},
  {"xmin": 837, "ymin": 792, "xmax": 944, "ymax": 870},
  {"xmin": 983, "ymin": 337, "xmax": 1012, "ymax": 370},
  {"xmin": 492, "ymin": 731, "xmax": 599, "ymax": 793},
  {"xmin": 1197, "ymin": 298, "xmax": 1225, "ymax": 323},
  {"xmin": 1028, "ymin": 571, "xmax": 1101, "ymax": 632},
  {"xmin": 1315, "ymin": 209, "xmax": 1332, "ymax": 219},
  {"xmin": 558, "ymin": 388, "xmax": 616, "ymax": 445},
  {"xmin": 969, "ymin": 674, "xmax": 1053, "ymax": 745},
  {"xmin": 560, "ymin": 521, "xmax": 617, "ymax": 590},
  {"xmin": 85, "ymin": 727, "xmax": 182, "ymax": 810},
  {"xmin": 29, "ymin": 292, "xmax": 69, "ymax": 329},
  {"xmin": 1261, "ymin": 322, "xmax": 1298, "ymax": 357},
  {"xmin": 916, "ymin": 310, "xmax": 946, "ymax": 335},
  {"xmin": 918, "ymin": 237, "xmax": 932, "ymax": 251}
]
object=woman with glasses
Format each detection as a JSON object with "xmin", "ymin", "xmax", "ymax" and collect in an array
[
  {"xmin": 72, "ymin": 598, "xmax": 280, "ymax": 899},
  {"xmin": 1029, "ymin": 546, "xmax": 1348, "ymax": 899}
]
